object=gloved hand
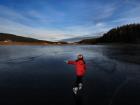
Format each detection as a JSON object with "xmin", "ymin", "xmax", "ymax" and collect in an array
[{"xmin": 64, "ymin": 60, "xmax": 68, "ymax": 63}]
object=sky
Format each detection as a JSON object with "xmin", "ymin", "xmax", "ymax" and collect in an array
[{"xmin": 0, "ymin": 0, "xmax": 140, "ymax": 41}]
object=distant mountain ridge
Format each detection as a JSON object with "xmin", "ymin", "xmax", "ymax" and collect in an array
[
  {"xmin": 61, "ymin": 32, "xmax": 103, "ymax": 43},
  {"xmin": 78, "ymin": 24, "xmax": 140, "ymax": 44},
  {"xmin": 1, "ymin": 24, "xmax": 140, "ymax": 45},
  {"xmin": 0, "ymin": 33, "xmax": 50, "ymax": 42},
  {"xmin": 0, "ymin": 33, "xmax": 67, "ymax": 45},
  {"xmin": 61, "ymin": 36, "xmax": 100, "ymax": 42}
]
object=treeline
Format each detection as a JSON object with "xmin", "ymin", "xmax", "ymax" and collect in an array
[{"xmin": 79, "ymin": 24, "xmax": 140, "ymax": 44}]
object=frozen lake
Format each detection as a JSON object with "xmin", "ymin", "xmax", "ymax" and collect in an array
[{"xmin": 0, "ymin": 45, "xmax": 140, "ymax": 105}]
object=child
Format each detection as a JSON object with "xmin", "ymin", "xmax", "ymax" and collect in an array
[{"xmin": 67, "ymin": 54, "xmax": 86, "ymax": 94}]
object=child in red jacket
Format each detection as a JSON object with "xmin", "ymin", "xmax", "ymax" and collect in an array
[{"xmin": 67, "ymin": 54, "xmax": 86, "ymax": 94}]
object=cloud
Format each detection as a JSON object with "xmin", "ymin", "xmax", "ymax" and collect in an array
[
  {"xmin": 25, "ymin": 7, "xmax": 65, "ymax": 24},
  {"xmin": 0, "ymin": 16, "xmax": 75, "ymax": 41},
  {"xmin": 0, "ymin": 5, "xmax": 33, "ymax": 25},
  {"xmin": 110, "ymin": 4, "xmax": 140, "ymax": 25},
  {"xmin": 64, "ymin": 22, "xmax": 112, "ymax": 37},
  {"xmin": 74, "ymin": 1, "xmax": 116, "ymax": 24},
  {"xmin": 0, "ymin": 14, "xmax": 111, "ymax": 41},
  {"xmin": 0, "ymin": 4, "xmax": 111, "ymax": 40},
  {"xmin": 124, "ymin": 0, "xmax": 140, "ymax": 6},
  {"xmin": 0, "ymin": 5, "xmax": 71, "ymax": 41},
  {"xmin": 0, "ymin": 0, "xmax": 140, "ymax": 41},
  {"xmin": 0, "ymin": 4, "xmax": 65, "ymax": 26},
  {"xmin": 90, "ymin": 3, "xmax": 116, "ymax": 23}
]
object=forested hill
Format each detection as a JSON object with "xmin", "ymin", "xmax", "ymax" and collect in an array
[
  {"xmin": 78, "ymin": 24, "xmax": 140, "ymax": 44},
  {"xmin": 0, "ymin": 33, "xmax": 51, "ymax": 43},
  {"xmin": 0, "ymin": 33, "xmax": 68, "ymax": 45}
]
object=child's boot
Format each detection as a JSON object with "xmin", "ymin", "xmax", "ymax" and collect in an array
[
  {"xmin": 73, "ymin": 87, "xmax": 78, "ymax": 95},
  {"xmin": 78, "ymin": 83, "xmax": 83, "ymax": 90}
]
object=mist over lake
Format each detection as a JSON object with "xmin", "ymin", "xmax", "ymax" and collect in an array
[{"xmin": 0, "ymin": 45, "xmax": 140, "ymax": 105}]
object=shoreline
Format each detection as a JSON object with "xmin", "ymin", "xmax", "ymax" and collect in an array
[
  {"xmin": 0, "ymin": 42, "xmax": 77, "ymax": 46},
  {"xmin": 0, "ymin": 42, "xmax": 139, "ymax": 46}
]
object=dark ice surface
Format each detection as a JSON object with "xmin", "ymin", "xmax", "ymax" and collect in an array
[{"xmin": 0, "ymin": 45, "xmax": 140, "ymax": 105}]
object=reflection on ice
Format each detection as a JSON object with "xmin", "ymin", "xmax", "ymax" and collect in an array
[{"xmin": 0, "ymin": 45, "xmax": 139, "ymax": 105}]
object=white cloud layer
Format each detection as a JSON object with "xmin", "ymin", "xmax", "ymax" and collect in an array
[{"xmin": 0, "ymin": 1, "xmax": 140, "ymax": 41}]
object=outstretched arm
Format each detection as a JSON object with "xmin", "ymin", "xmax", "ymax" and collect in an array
[{"xmin": 67, "ymin": 60, "xmax": 76, "ymax": 65}]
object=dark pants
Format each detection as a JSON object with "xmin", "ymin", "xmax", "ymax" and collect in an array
[{"xmin": 74, "ymin": 76, "xmax": 83, "ymax": 87}]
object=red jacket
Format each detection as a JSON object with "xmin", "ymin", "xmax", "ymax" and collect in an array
[{"xmin": 67, "ymin": 60, "xmax": 86, "ymax": 76}]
